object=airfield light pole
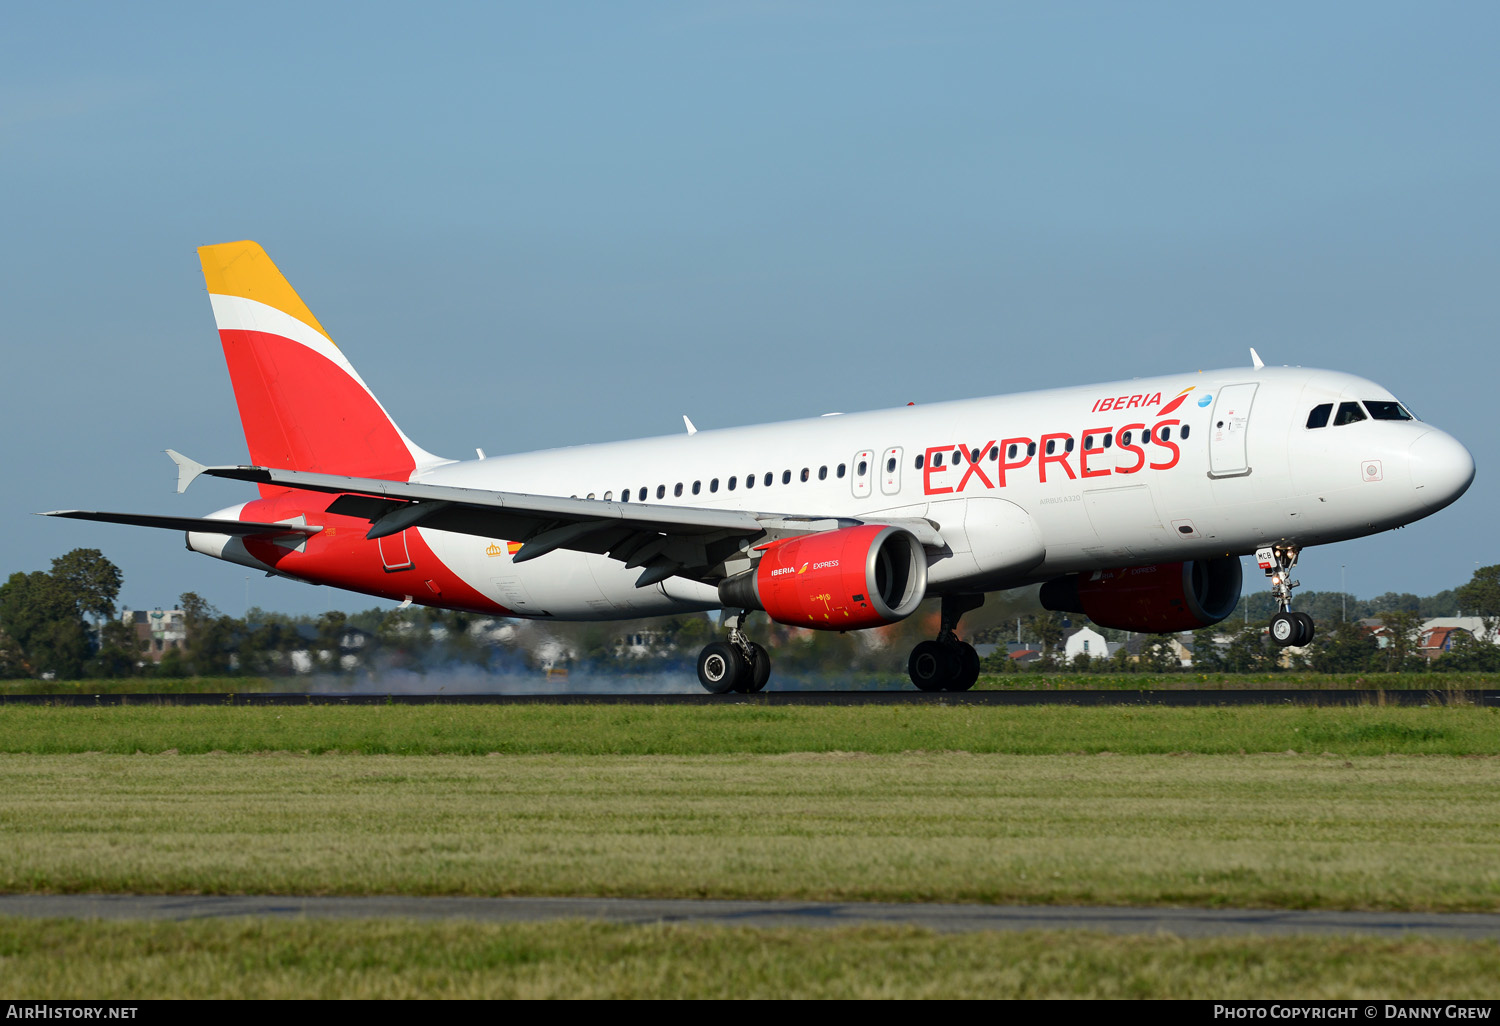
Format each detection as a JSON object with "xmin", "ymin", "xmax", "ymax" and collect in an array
[{"xmin": 1341, "ymin": 565, "xmax": 1346, "ymax": 622}]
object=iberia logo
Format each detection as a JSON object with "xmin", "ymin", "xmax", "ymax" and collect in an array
[
  {"xmin": 1156, "ymin": 387, "xmax": 1194, "ymax": 417},
  {"xmin": 1090, "ymin": 387, "xmax": 1194, "ymax": 414},
  {"xmin": 487, "ymin": 542, "xmax": 523, "ymax": 557},
  {"xmin": 798, "ymin": 563, "xmax": 809, "ymax": 574}
]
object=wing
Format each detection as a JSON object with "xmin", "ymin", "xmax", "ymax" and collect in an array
[
  {"xmin": 196, "ymin": 463, "xmax": 944, "ymax": 587},
  {"xmin": 40, "ymin": 510, "xmax": 321, "ymax": 538}
]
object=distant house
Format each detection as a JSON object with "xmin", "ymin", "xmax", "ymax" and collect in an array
[
  {"xmin": 1062, "ymin": 626, "xmax": 1109, "ymax": 664},
  {"xmin": 120, "ymin": 608, "xmax": 186, "ymax": 663},
  {"xmin": 1420, "ymin": 617, "xmax": 1499, "ymax": 646},
  {"xmin": 1123, "ymin": 632, "xmax": 1195, "ymax": 667},
  {"xmin": 1006, "ymin": 644, "xmax": 1042, "ymax": 666},
  {"xmin": 1419, "ymin": 625, "xmax": 1475, "ymax": 661}
]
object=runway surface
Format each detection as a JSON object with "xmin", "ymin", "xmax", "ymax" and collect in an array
[
  {"xmin": 4, "ymin": 895, "xmax": 1499, "ymax": 939},
  {"xmin": 4, "ymin": 689, "xmax": 1497, "ymax": 706}
]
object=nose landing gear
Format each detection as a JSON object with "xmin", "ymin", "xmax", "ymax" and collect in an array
[
  {"xmin": 696, "ymin": 609, "xmax": 770, "ymax": 694},
  {"xmin": 908, "ymin": 593, "xmax": 984, "ymax": 692},
  {"xmin": 1260, "ymin": 545, "xmax": 1315, "ymax": 648}
]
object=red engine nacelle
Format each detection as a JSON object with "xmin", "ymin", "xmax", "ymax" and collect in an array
[
  {"xmin": 1039, "ymin": 557, "xmax": 1243, "ymax": 633},
  {"xmin": 717, "ymin": 524, "xmax": 928, "ymax": 630}
]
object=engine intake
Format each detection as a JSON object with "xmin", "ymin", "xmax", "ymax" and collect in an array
[
  {"xmin": 718, "ymin": 524, "xmax": 927, "ymax": 630},
  {"xmin": 1040, "ymin": 557, "xmax": 1242, "ymax": 633}
]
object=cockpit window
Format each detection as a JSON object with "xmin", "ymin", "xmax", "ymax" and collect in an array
[
  {"xmin": 1364, "ymin": 400, "xmax": 1414, "ymax": 421},
  {"xmin": 1306, "ymin": 404, "xmax": 1332, "ymax": 429},
  {"xmin": 1334, "ymin": 401, "xmax": 1367, "ymax": 426}
]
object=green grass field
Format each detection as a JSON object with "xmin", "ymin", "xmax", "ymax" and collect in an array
[
  {"xmin": 4, "ymin": 750, "xmax": 1500, "ymax": 909},
  {"xmin": 1, "ymin": 702, "xmax": 1497, "ymax": 755},
  {"xmin": 6, "ymin": 703, "xmax": 1500, "ymax": 997},
  {"xmin": 4, "ymin": 918, "xmax": 1497, "ymax": 999}
]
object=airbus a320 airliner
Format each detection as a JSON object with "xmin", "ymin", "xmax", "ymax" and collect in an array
[{"xmin": 48, "ymin": 242, "xmax": 1476, "ymax": 692}]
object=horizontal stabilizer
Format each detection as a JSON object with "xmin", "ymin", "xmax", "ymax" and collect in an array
[
  {"xmin": 166, "ymin": 449, "xmax": 209, "ymax": 493},
  {"xmin": 39, "ymin": 510, "xmax": 321, "ymax": 536}
]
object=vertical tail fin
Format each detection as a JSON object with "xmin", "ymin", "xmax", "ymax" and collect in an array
[{"xmin": 198, "ymin": 241, "xmax": 445, "ymax": 481}]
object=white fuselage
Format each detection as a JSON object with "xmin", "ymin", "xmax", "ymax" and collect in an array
[{"xmin": 392, "ymin": 365, "xmax": 1472, "ymax": 621}]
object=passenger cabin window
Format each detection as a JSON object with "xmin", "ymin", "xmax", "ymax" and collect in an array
[
  {"xmin": 989, "ymin": 446, "xmax": 999, "ymax": 461},
  {"xmin": 746, "ymin": 474, "xmax": 754, "ymax": 489},
  {"xmin": 856, "ymin": 460, "xmax": 867, "ymax": 476},
  {"xmin": 1064, "ymin": 437, "xmax": 1074, "ymax": 453},
  {"xmin": 657, "ymin": 485, "xmax": 666, "ymax": 499},
  {"xmin": 1103, "ymin": 434, "xmax": 1113, "ymax": 448},
  {"xmin": 1027, "ymin": 442, "xmax": 1037, "ymax": 457},
  {"xmin": 1334, "ymin": 402, "xmax": 1367, "ymax": 426},
  {"xmin": 818, "ymin": 466, "xmax": 827, "ymax": 480},
  {"xmin": 728, "ymin": 476, "xmax": 737, "ymax": 490},
  {"xmin": 886, "ymin": 457, "xmax": 896, "ymax": 473},
  {"xmin": 915, "ymin": 454, "xmax": 924, "ymax": 469},
  {"xmin": 837, "ymin": 464, "xmax": 846, "ymax": 478},
  {"xmin": 1045, "ymin": 439, "xmax": 1055, "ymax": 455},
  {"xmin": 1007, "ymin": 444, "xmax": 1017, "ymax": 459},
  {"xmin": 1306, "ymin": 404, "xmax": 1333, "ymax": 429},
  {"xmin": 1364, "ymin": 400, "xmax": 1414, "ymax": 421},
  {"xmin": 765, "ymin": 472, "xmax": 773, "ymax": 487},
  {"xmin": 692, "ymin": 481, "xmax": 700, "ymax": 495},
  {"xmin": 1179, "ymin": 424, "xmax": 1190, "ymax": 439},
  {"xmin": 932, "ymin": 452, "xmax": 943, "ymax": 468},
  {"xmin": 710, "ymin": 478, "xmax": 719, "ymax": 493},
  {"xmin": 638, "ymin": 487, "xmax": 647, "ymax": 501},
  {"xmin": 781, "ymin": 470, "xmax": 790, "ymax": 485},
  {"xmin": 801, "ymin": 468, "xmax": 809, "ymax": 482}
]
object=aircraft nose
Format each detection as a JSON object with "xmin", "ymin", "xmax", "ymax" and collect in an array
[{"xmin": 1409, "ymin": 429, "xmax": 1475, "ymax": 511}]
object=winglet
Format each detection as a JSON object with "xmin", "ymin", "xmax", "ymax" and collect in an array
[
  {"xmin": 166, "ymin": 449, "xmax": 208, "ymax": 493},
  {"xmin": 683, "ymin": 415, "xmax": 698, "ymax": 436},
  {"xmin": 1250, "ymin": 347, "xmax": 1265, "ymax": 369}
]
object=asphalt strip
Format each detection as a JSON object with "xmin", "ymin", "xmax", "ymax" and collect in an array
[{"xmin": 3, "ymin": 895, "xmax": 1500, "ymax": 940}]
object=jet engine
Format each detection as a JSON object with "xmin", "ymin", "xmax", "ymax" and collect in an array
[
  {"xmin": 718, "ymin": 524, "xmax": 927, "ymax": 630},
  {"xmin": 1039, "ymin": 557, "xmax": 1242, "ymax": 633}
]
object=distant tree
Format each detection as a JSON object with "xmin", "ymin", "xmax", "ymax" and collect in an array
[
  {"xmin": 1030, "ymin": 612, "xmax": 1065, "ymax": 661},
  {"xmin": 1369, "ymin": 592, "xmax": 1422, "ymax": 615},
  {"xmin": 1420, "ymin": 589, "xmax": 1460, "ymax": 619},
  {"xmin": 1139, "ymin": 636, "xmax": 1179, "ymax": 673},
  {"xmin": 1377, "ymin": 609, "xmax": 1424, "ymax": 672},
  {"xmin": 178, "ymin": 592, "xmax": 237, "ymax": 675},
  {"xmin": 1456, "ymin": 566, "xmax": 1500, "ymax": 638},
  {"xmin": 1308, "ymin": 620, "xmax": 1379, "ymax": 674},
  {"xmin": 1435, "ymin": 630, "xmax": 1500, "ymax": 672},
  {"xmin": 0, "ymin": 571, "xmax": 91, "ymax": 678},
  {"xmin": 91, "ymin": 617, "xmax": 140, "ymax": 677},
  {"xmin": 49, "ymin": 549, "xmax": 122, "ymax": 625},
  {"xmin": 1191, "ymin": 627, "xmax": 1225, "ymax": 672},
  {"xmin": 1221, "ymin": 624, "xmax": 1274, "ymax": 674}
]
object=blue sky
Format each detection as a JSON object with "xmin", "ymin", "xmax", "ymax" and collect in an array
[{"xmin": 3, "ymin": 2, "xmax": 1496, "ymax": 617}]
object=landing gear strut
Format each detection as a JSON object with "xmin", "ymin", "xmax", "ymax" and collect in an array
[
  {"xmin": 908, "ymin": 594, "xmax": 984, "ymax": 692},
  {"xmin": 1259, "ymin": 545, "xmax": 1315, "ymax": 648},
  {"xmin": 696, "ymin": 609, "xmax": 770, "ymax": 694}
]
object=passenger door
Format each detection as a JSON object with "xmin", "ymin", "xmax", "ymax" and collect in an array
[{"xmin": 1208, "ymin": 383, "xmax": 1258, "ymax": 478}]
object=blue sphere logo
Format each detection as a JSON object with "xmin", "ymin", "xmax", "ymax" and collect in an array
[{"xmin": 1197, "ymin": 394, "xmax": 1213, "ymax": 407}]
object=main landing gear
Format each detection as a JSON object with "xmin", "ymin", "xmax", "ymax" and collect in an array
[
  {"xmin": 907, "ymin": 593, "xmax": 984, "ymax": 692},
  {"xmin": 696, "ymin": 609, "xmax": 770, "ymax": 694},
  {"xmin": 1260, "ymin": 544, "xmax": 1316, "ymax": 648}
]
